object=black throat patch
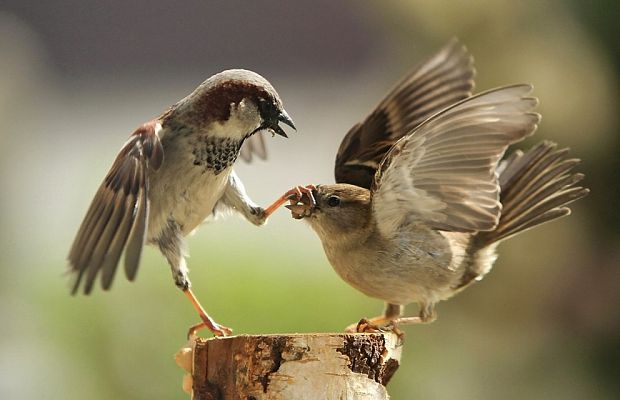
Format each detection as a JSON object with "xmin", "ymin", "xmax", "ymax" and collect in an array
[{"xmin": 191, "ymin": 136, "xmax": 242, "ymax": 174}]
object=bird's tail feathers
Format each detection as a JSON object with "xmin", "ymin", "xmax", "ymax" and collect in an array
[{"xmin": 475, "ymin": 141, "xmax": 589, "ymax": 247}]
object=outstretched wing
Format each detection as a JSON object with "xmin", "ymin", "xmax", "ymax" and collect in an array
[
  {"xmin": 239, "ymin": 133, "xmax": 267, "ymax": 162},
  {"xmin": 371, "ymin": 85, "xmax": 540, "ymax": 237},
  {"xmin": 68, "ymin": 122, "xmax": 164, "ymax": 294},
  {"xmin": 335, "ymin": 39, "xmax": 475, "ymax": 189}
]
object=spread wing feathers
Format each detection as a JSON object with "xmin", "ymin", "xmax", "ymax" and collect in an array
[
  {"xmin": 475, "ymin": 141, "xmax": 589, "ymax": 246},
  {"xmin": 239, "ymin": 133, "xmax": 267, "ymax": 162},
  {"xmin": 335, "ymin": 38, "xmax": 475, "ymax": 189},
  {"xmin": 371, "ymin": 85, "xmax": 540, "ymax": 236},
  {"xmin": 68, "ymin": 123, "xmax": 163, "ymax": 294}
]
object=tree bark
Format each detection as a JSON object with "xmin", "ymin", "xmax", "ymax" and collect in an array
[{"xmin": 179, "ymin": 333, "xmax": 403, "ymax": 400}]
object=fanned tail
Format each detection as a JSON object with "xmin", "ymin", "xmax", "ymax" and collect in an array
[{"xmin": 476, "ymin": 141, "xmax": 589, "ymax": 247}]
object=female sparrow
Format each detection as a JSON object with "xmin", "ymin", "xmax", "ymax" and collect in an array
[{"xmin": 285, "ymin": 43, "xmax": 588, "ymax": 331}]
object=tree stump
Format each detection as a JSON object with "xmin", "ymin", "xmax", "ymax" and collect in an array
[{"xmin": 177, "ymin": 333, "xmax": 403, "ymax": 400}]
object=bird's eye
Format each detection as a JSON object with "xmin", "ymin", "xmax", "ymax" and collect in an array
[
  {"xmin": 257, "ymin": 97, "xmax": 274, "ymax": 118},
  {"xmin": 327, "ymin": 196, "xmax": 340, "ymax": 207}
]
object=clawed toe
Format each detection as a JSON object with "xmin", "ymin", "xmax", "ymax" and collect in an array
[
  {"xmin": 285, "ymin": 185, "xmax": 318, "ymax": 219},
  {"xmin": 285, "ymin": 185, "xmax": 317, "ymax": 205},
  {"xmin": 183, "ymin": 288, "xmax": 233, "ymax": 339},
  {"xmin": 344, "ymin": 318, "xmax": 405, "ymax": 342},
  {"xmin": 356, "ymin": 318, "xmax": 384, "ymax": 333},
  {"xmin": 187, "ymin": 320, "xmax": 233, "ymax": 339}
]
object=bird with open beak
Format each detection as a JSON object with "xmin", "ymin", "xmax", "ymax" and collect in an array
[
  {"xmin": 68, "ymin": 69, "xmax": 300, "ymax": 337},
  {"xmin": 285, "ymin": 41, "xmax": 589, "ymax": 332}
]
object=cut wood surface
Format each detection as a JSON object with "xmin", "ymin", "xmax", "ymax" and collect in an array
[{"xmin": 177, "ymin": 333, "xmax": 403, "ymax": 400}]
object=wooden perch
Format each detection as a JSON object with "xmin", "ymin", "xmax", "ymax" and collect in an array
[{"xmin": 177, "ymin": 333, "xmax": 403, "ymax": 400}]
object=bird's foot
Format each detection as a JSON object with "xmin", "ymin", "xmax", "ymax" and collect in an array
[
  {"xmin": 187, "ymin": 318, "xmax": 233, "ymax": 339},
  {"xmin": 285, "ymin": 184, "xmax": 317, "ymax": 204},
  {"xmin": 183, "ymin": 288, "xmax": 233, "ymax": 338},
  {"xmin": 262, "ymin": 185, "xmax": 317, "ymax": 220},
  {"xmin": 285, "ymin": 185, "xmax": 317, "ymax": 219},
  {"xmin": 346, "ymin": 318, "xmax": 406, "ymax": 343},
  {"xmin": 346, "ymin": 318, "xmax": 400, "ymax": 333}
]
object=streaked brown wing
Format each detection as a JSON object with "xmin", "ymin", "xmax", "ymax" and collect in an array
[
  {"xmin": 335, "ymin": 38, "xmax": 475, "ymax": 189},
  {"xmin": 239, "ymin": 133, "xmax": 267, "ymax": 162},
  {"xmin": 68, "ymin": 122, "xmax": 163, "ymax": 294},
  {"xmin": 371, "ymin": 85, "xmax": 540, "ymax": 236}
]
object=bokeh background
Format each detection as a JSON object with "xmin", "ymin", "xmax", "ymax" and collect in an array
[{"xmin": 1, "ymin": 1, "xmax": 619, "ymax": 399}]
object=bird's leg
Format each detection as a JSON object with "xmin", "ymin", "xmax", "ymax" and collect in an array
[
  {"xmin": 156, "ymin": 224, "xmax": 232, "ymax": 338},
  {"xmin": 176, "ymin": 268, "xmax": 232, "ymax": 338},
  {"xmin": 262, "ymin": 184, "xmax": 317, "ymax": 219},
  {"xmin": 184, "ymin": 288, "xmax": 233, "ymax": 338},
  {"xmin": 345, "ymin": 303, "xmax": 404, "ymax": 333},
  {"xmin": 393, "ymin": 302, "xmax": 437, "ymax": 325},
  {"xmin": 175, "ymin": 264, "xmax": 233, "ymax": 338},
  {"xmin": 222, "ymin": 172, "xmax": 315, "ymax": 225},
  {"xmin": 221, "ymin": 171, "xmax": 265, "ymax": 226}
]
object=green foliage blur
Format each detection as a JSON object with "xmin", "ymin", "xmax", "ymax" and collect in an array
[{"xmin": 1, "ymin": 1, "xmax": 618, "ymax": 399}]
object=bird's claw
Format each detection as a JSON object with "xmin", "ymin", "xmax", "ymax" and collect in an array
[
  {"xmin": 345, "ymin": 318, "xmax": 406, "ymax": 343},
  {"xmin": 285, "ymin": 185, "xmax": 317, "ymax": 219},
  {"xmin": 284, "ymin": 184, "xmax": 317, "ymax": 203},
  {"xmin": 351, "ymin": 318, "xmax": 387, "ymax": 333},
  {"xmin": 186, "ymin": 319, "xmax": 233, "ymax": 339}
]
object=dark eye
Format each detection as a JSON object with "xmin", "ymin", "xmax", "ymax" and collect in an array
[
  {"xmin": 327, "ymin": 196, "xmax": 340, "ymax": 207},
  {"xmin": 257, "ymin": 97, "xmax": 275, "ymax": 117}
]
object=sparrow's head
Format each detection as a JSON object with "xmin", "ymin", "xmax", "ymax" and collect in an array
[
  {"xmin": 168, "ymin": 69, "xmax": 295, "ymax": 140},
  {"xmin": 288, "ymin": 184, "xmax": 372, "ymax": 239}
]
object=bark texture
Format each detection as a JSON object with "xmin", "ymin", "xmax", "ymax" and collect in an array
[{"xmin": 189, "ymin": 333, "xmax": 402, "ymax": 400}]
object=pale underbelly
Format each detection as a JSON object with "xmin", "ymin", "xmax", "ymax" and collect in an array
[
  {"xmin": 147, "ymin": 165, "xmax": 231, "ymax": 240},
  {"xmin": 325, "ymin": 244, "xmax": 460, "ymax": 306}
]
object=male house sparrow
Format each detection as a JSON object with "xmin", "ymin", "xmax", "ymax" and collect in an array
[
  {"xmin": 286, "ymin": 42, "xmax": 589, "ymax": 330},
  {"xmin": 68, "ymin": 69, "xmax": 299, "ymax": 336}
]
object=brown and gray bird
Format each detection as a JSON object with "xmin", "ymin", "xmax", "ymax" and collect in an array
[
  {"xmin": 285, "ymin": 41, "xmax": 589, "ymax": 331},
  {"xmin": 68, "ymin": 69, "xmax": 298, "ymax": 336}
]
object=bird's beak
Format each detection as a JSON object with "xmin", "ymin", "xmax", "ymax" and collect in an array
[
  {"xmin": 269, "ymin": 109, "xmax": 295, "ymax": 138},
  {"xmin": 285, "ymin": 203, "xmax": 310, "ymax": 219},
  {"xmin": 255, "ymin": 108, "xmax": 296, "ymax": 138},
  {"xmin": 278, "ymin": 109, "xmax": 296, "ymax": 130}
]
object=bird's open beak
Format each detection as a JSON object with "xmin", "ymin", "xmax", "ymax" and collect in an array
[
  {"xmin": 255, "ymin": 108, "xmax": 296, "ymax": 138},
  {"xmin": 269, "ymin": 109, "xmax": 296, "ymax": 138}
]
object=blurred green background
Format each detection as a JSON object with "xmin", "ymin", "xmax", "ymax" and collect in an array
[{"xmin": 1, "ymin": 1, "xmax": 619, "ymax": 399}]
